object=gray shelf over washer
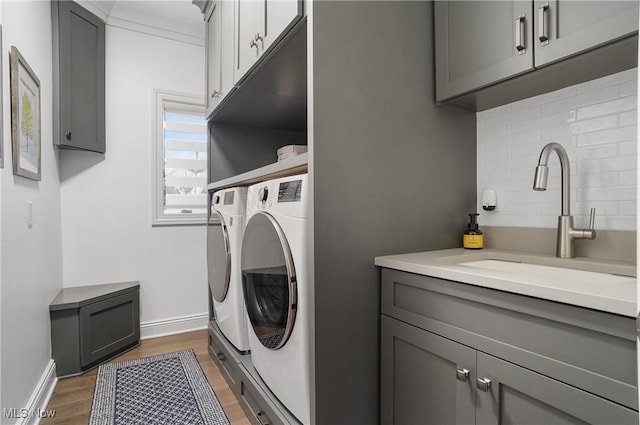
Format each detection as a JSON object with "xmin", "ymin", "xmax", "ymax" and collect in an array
[{"xmin": 207, "ymin": 153, "xmax": 308, "ymax": 192}]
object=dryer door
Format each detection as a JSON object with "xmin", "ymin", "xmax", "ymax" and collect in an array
[
  {"xmin": 241, "ymin": 211, "xmax": 297, "ymax": 350},
  {"xmin": 207, "ymin": 210, "xmax": 231, "ymax": 303}
]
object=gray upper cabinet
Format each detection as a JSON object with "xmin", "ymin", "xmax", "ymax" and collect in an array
[
  {"xmin": 435, "ymin": 0, "xmax": 639, "ymax": 104},
  {"xmin": 205, "ymin": 1, "xmax": 222, "ymax": 117},
  {"xmin": 52, "ymin": 0, "xmax": 105, "ymax": 153},
  {"xmin": 205, "ymin": 0, "xmax": 235, "ymax": 119},
  {"xmin": 534, "ymin": 0, "xmax": 640, "ymax": 67},
  {"xmin": 235, "ymin": 0, "xmax": 302, "ymax": 84},
  {"xmin": 201, "ymin": 0, "xmax": 303, "ymax": 119},
  {"xmin": 435, "ymin": 1, "xmax": 534, "ymax": 102}
]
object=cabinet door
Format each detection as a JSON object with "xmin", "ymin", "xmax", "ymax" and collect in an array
[
  {"xmin": 236, "ymin": 0, "xmax": 266, "ymax": 82},
  {"xmin": 54, "ymin": 0, "xmax": 105, "ymax": 152},
  {"xmin": 435, "ymin": 1, "xmax": 533, "ymax": 102},
  {"xmin": 475, "ymin": 352, "xmax": 639, "ymax": 425},
  {"xmin": 219, "ymin": 0, "xmax": 236, "ymax": 101},
  {"xmin": 205, "ymin": 1, "xmax": 221, "ymax": 117},
  {"xmin": 534, "ymin": 0, "xmax": 639, "ymax": 67},
  {"xmin": 79, "ymin": 292, "xmax": 140, "ymax": 368},
  {"xmin": 235, "ymin": 0, "xmax": 302, "ymax": 84},
  {"xmin": 381, "ymin": 316, "xmax": 476, "ymax": 425}
]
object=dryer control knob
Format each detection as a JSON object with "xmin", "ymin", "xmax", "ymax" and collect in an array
[{"xmin": 259, "ymin": 187, "xmax": 269, "ymax": 203}]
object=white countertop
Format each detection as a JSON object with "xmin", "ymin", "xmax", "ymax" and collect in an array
[{"xmin": 375, "ymin": 248, "xmax": 637, "ymax": 318}]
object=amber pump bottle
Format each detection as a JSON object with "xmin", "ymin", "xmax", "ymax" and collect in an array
[{"xmin": 463, "ymin": 213, "xmax": 483, "ymax": 249}]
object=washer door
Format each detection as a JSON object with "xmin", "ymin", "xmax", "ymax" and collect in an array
[
  {"xmin": 241, "ymin": 212, "xmax": 297, "ymax": 350},
  {"xmin": 207, "ymin": 211, "xmax": 231, "ymax": 303}
]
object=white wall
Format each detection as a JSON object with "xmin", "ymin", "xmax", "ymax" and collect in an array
[
  {"xmin": 477, "ymin": 68, "xmax": 637, "ymax": 230},
  {"xmin": 0, "ymin": 0, "xmax": 63, "ymax": 417},
  {"xmin": 60, "ymin": 25, "xmax": 207, "ymax": 333}
]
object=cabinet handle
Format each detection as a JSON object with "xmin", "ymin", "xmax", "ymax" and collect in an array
[
  {"xmin": 476, "ymin": 377, "xmax": 492, "ymax": 392},
  {"xmin": 211, "ymin": 90, "xmax": 220, "ymax": 99},
  {"xmin": 65, "ymin": 131, "xmax": 72, "ymax": 141},
  {"xmin": 538, "ymin": 3, "xmax": 549, "ymax": 46},
  {"xmin": 515, "ymin": 15, "xmax": 526, "ymax": 54},
  {"xmin": 256, "ymin": 411, "xmax": 270, "ymax": 425},
  {"xmin": 456, "ymin": 368, "xmax": 470, "ymax": 382},
  {"xmin": 216, "ymin": 352, "xmax": 226, "ymax": 362},
  {"xmin": 250, "ymin": 39, "xmax": 257, "ymax": 48}
]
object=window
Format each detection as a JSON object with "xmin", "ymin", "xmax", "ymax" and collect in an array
[{"xmin": 153, "ymin": 90, "xmax": 207, "ymax": 225}]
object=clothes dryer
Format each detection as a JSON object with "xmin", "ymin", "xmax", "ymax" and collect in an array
[
  {"xmin": 207, "ymin": 186, "xmax": 250, "ymax": 352},
  {"xmin": 242, "ymin": 174, "xmax": 311, "ymax": 424}
]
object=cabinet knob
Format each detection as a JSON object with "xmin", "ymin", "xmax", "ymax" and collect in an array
[
  {"xmin": 65, "ymin": 131, "xmax": 72, "ymax": 141},
  {"xmin": 456, "ymin": 368, "xmax": 470, "ymax": 382},
  {"xmin": 211, "ymin": 90, "xmax": 220, "ymax": 99},
  {"xmin": 216, "ymin": 352, "xmax": 226, "ymax": 362},
  {"xmin": 250, "ymin": 33, "xmax": 263, "ymax": 48},
  {"xmin": 476, "ymin": 377, "xmax": 492, "ymax": 392}
]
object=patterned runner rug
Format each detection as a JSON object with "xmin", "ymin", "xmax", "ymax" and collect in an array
[{"xmin": 89, "ymin": 349, "xmax": 230, "ymax": 425}]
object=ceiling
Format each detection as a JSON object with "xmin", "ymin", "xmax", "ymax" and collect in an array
[{"xmin": 81, "ymin": 0, "xmax": 204, "ymax": 42}]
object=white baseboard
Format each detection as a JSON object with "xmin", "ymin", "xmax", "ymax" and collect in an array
[
  {"xmin": 140, "ymin": 312, "xmax": 209, "ymax": 340},
  {"xmin": 15, "ymin": 360, "xmax": 57, "ymax": 425}
]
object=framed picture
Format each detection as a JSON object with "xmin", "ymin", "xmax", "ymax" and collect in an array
[{"xmin": 10, "ymin": 45, "xmax": 41, "ymax": 181}]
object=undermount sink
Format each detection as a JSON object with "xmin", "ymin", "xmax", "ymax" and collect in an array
[
  {"xmin": 457, "ymin": 259, "xmax": 634, "ymax": 287},
  {"xmin": 434, "ymin": 249, "xmax": 636, "ymax": 278}
]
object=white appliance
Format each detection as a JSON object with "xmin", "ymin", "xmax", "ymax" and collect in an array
[
  {"xmin": 207, "ymin": 186, "xmax": 250, "ymax": 352},
  {"xmin": 241, "ymin": 174, "xmax": 311, "ymax": 424}
]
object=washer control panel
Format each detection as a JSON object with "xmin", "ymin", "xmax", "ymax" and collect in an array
[{"xmin": 278, "ymin": 179, "xmax": 302, "ymax": 203}]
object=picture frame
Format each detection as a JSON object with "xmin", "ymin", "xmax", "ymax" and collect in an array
[{"xmin": 10, "ymin": 45, "xmax": 41, "ymax": 181}]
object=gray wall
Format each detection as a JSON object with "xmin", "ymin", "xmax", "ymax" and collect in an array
[{"xmin": 312, "ymin": 2, "xmax": 477, "ymax": 423}]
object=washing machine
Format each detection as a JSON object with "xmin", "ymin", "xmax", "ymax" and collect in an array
[
  {"xmin": 207, "ymin": 186, "xmax": 251, "ymax": 353},
  {"xmin": 241, "ymin": 174, "xmax": 311, "ymax": 424}
]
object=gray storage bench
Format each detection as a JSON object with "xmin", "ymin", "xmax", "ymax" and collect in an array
[{"xmin": 50, "ymin": 281, "xmax": 140, "ymax": 377}]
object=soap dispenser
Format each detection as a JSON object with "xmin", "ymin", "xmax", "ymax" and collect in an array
[{"xmin": 463, "ymin": 213, "xmax": 483, "ymax": 249}]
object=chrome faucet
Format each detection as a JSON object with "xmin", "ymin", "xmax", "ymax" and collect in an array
[{"xmin": 533, "ymin": 142, "xmax": 596, "ymax": 258}]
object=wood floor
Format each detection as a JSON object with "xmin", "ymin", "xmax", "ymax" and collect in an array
[{"xmin": 42, "ymin": 330, "xmax": 251, "ymax": 425}]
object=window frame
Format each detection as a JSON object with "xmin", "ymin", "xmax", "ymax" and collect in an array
[{"xmin": 152, "ymin": 90, "xmax": 208, "ymax": 226}]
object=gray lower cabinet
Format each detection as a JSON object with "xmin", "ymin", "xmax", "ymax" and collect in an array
[
  {"xmin": 435, "ymin": 0, "xmax": 639, "ymax": 105},
  {"xmin": 52, "ymin": 0, "xmax": 106, "ymax": 153},
  {"xmin": 476, "ymin": 351, "xmax": 638, "ymax": 424},
  {"xmin": 381, "ymin": 316, "xmax": 476, "ymax": 425},
  {"xmin": 380, "ymin": 268, "xmax": 638, "ymax": 425},
  {"xmin": 208, "ymin": 320, "xmax": 301, "ymax": 425}
]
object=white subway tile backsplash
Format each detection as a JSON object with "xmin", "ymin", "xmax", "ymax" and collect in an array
[
  {"xmin": 576, "ymin": 125, "xmax": 636, "ymax": 147},
  {"xmin": 619, "ymin": 110, "xmax": 637, "ymax": 127},
  {"xmin": 620, "ymin": 79, "xmax": 638, "ymax": 97},
  {"xmin": 477, "ymin": 69, "xmax": 637, "ymax": 231},
  {"xmin": 575, "ymin": 68, "xmax": 636, "ymax": 94},
  {"xmin": 574, "ymin": 171, "xmax": 618, "ymax": 187},
  {"xmin": 576, "ymin": 96, "xmax": 636, "ymax": 121},
  {"xmin": 541, "ymin": 86, "xmax": 619, "ymax": 117},
  {"xmin": 618, "ymin": 170, "xmax": 637, "ymax": 186}
]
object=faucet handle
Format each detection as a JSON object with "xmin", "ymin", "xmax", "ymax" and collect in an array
[{"xmin": 589, "ymin": 207, "xmax": 596, "ymax": 230}]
